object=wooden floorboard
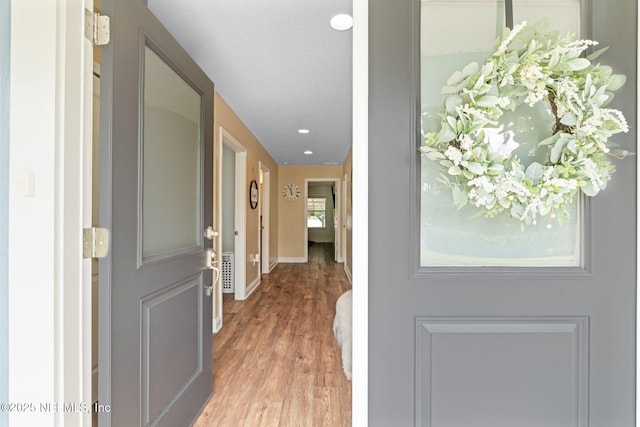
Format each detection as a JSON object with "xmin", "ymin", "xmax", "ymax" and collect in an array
[{"xmin": 193, "ymin": 243, "xmax": 352, "ymax": 427}]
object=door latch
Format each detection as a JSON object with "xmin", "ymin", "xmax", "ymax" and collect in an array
[{"xmin": 205, "ymin": 248, "xmax": 220, "ymax": 297}]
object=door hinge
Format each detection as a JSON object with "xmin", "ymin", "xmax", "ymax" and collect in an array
[
  {"xmin": 83, "ymin": 227, "xmax": 109, "ymax": 259},
  {"xmin": 85, "ymin": 9, "xmax": 110, "ymax": 46}
]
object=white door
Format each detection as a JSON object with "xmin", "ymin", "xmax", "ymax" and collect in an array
[
  {"xmin": 98, "ymin": 1, "xmax": 215, "ymax": 425},
  {"xmin": 368, "ymin": 0, "xmax": 636, "ymax": 425}
]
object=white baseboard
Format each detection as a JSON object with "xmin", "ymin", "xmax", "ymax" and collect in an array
[
  {"xmin": 278, "ymin": 257, "xmax": 307, "ymax": 263},
  {"xmin": 245, "ymin": 276, "xmax": 260, "ymax": 298},
  {"xmin": 344, "ymin": 263, "xmax": 352, "ymax": 283},
  {"xmin": 213, "ymin": 315, "xmax": 222, "ymax": 333},
  {"xmin": 269, "ymin": 258, "xmax": 278, "ymax": 272}
]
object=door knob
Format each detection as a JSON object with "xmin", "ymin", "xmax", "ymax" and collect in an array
[{"xmin": 204, "ymin": 226, "xmax": 218, "ymax": 240}]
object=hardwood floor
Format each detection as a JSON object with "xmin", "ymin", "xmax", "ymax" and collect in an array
[{"xmin": 194, "ymin": 243, "xmax": 352, "ymax": 426}]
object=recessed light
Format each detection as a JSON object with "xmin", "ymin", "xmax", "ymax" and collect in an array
[
  {"xmin": 298, "ymin": 129, "xmax": 310, "ymax": 134},
  {"xmin": 304, "ymin": 150, "xmax": 313, "ymax": 155},
  {"xmin": 330, "ymin": 14, "xmax": 353, "ymax": 31}
]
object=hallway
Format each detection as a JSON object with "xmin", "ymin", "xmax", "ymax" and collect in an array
[{"xmin": 194, "ymin": 243, "xmax": 352, "ymax": 426}]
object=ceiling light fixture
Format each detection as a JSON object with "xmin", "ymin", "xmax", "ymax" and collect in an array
[
  {"xmin": 304, "ymin": 150, "xmax": 313, "ymax": 155},
  {"xmin": 330, "ymin": 14, "xmax": 353, "ymax": 31},
  {"xmin": 298, "ymin": 129, "xmax": 310, "ymax": 134}
]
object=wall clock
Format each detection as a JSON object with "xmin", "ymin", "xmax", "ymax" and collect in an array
[
  {"xmin": 282, "ymin": 183, "xmax": 300, "ymax": 201},
  {"xmin": 249, "ymin": 179, "xmax": 259, "ymax": 209}
]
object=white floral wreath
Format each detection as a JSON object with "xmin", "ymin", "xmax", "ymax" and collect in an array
[{"xmin": 420, "ymin": 21, "xmax": 629, "ymax": 225}]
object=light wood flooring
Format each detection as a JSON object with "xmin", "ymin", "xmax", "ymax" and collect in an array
[{"xmin": 193, "ymin": 243, "xmax": 352, "ymax": 426}]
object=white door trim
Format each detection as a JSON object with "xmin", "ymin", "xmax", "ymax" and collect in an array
[
  {"xmin": 9, "ymin": 1, "xmax": 93, "ymax": 425},
  {"xmin": 352, "ymin": 0, "xmax": 368, "ymax": 425},
  {"xmin": 259, "ymin": 162, "xmax": 271, "ymax": 273},
  {"xmin": 342, "ymin": 174, "xmax": 348, "ymax": 264},
  {"xmin": 220, "ymin": 127, "xmax": 248, "ymax": 300}
]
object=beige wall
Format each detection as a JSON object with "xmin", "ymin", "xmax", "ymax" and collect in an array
[
  {"xmin": 213, "ymin": 94, "xmax": 352, "ymax": 282},
  {"xmin": 343, "ymin": 148, "xmax": 353, "ymax": 281},
  {"xmin": 278, "ymin": 165, "xmax": 343, "ymax": 260},
  {"xmin": 214, "ymin": 93, "xmax": 279, "ymax": 296}
]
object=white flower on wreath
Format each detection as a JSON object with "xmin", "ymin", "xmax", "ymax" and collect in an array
[{"xmin": 484, "ymin": 126, "xmax": 519, "ymax": 158}]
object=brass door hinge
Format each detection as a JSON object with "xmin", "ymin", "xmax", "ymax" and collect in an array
[
  {"xmin": 83, "ymin": 227, "xmax": 109, "ymax": 259},
  {"xmin": 85, "ymin": 9, "xmax": 110, "ymax": 46}
]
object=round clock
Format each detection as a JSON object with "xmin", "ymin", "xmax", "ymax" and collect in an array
[{"xmin": 282, "ymin": 183, "xmax": 300, "ymax": 201}]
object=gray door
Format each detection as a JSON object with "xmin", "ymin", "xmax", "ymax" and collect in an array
[
  {"xmin": 369, "ymin": 0, "xmax": 636, "ymax": 426},
  {"xmin": 98, "ymin": 0, "xmax": 214, "ymax": 425}
]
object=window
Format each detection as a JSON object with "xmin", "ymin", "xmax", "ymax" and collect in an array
[
  {"xmin": 307, "ymin": 197, "xmax": 326, "ymax": 228},
  {"xmin": 419, "ymin": 0, "xmax": 582, "ymax": 267}
]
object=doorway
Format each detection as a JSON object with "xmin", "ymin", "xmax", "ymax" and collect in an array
[
  {"xmin": 305, "ymin": 178, "xmax": 342, "ymax": 263},
  {"xmin": 219, "ymin": 128, "xmax": 248, "ymax": 304}
]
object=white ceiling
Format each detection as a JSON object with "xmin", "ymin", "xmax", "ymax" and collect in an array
[{"xmin": 147, "ymin": 0, "xmax": 353, "ymax": 166}]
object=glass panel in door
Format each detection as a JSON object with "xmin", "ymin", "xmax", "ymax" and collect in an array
[
  {"xmin": 142, "ymin": 46, "xmax": 202, "ymax": 260},
  {"xmin": 420, "ymin": 0, "xmax": 582, "ymax": 267}
]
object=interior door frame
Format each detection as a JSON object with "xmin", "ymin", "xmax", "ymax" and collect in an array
[
  {"xmin": 352, "ymin": 0, "xmax": 369, "ymax": 424},
  {"xmin": 8, "ymin": 1, "xmax": 93, "ymax": 425},
  {"xmin": 219, "ymin": 127, "xmax": 248, "ymax": 300},
  {"xmin": 341, "ymin": 174, "xmax": 348, "ymax": 263},
  {"xmin": 259, "ymin": 161, "xmax": 271, "ymax": 274}
]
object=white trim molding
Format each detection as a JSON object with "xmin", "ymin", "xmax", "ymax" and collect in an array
[
  {"xmin": 9, "ymin": 1, "xmax": 93, "ymax": 425},
  {"xmin": 352, "ymin": 0, "xmax": 369, "ymax": 425},
  {"xmin": 344, "ymin": 263, "xmax": 352, "ymax": 284},
  {"xmin": 277, "ymin": 257, "xmax": 307, "ymax": 263},
  {"xmin": 244, "ymin": 276, "xmax": 261, "ymax": 300}
]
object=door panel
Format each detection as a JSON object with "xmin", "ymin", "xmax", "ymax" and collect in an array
[
  {"xmin": 142, "ymin": 275, "xmax": 204, "ymax": 425},
  {"xmin": 416, "ymin": 316, "xmax": 588, "ymax": 427},
  {"xmin": 99, "ymin": 1, "xmax": 214, "ymax": 425},
  {"xmin": 368, "ymin": 0, "xmax": 636, "ymax": 425}
]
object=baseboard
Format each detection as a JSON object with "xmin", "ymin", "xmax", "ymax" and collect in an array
[
  {"xmin": 245, "ymin": 276, "xmax": 261, "ymax": 298},
  {"xmin": 269, "ymin": 258, "xmax": 278, "ymax": 272},
  {"xmin": 344, "ymin": 263, "xmax": 352, "ymax": 283},
  {"xmin": 278, "ymin": 257, "xmax": 307, "ymax": 263},
  {"xmin": 213, "ymin": 315, "xmax": 222, "ymax": 333}
]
